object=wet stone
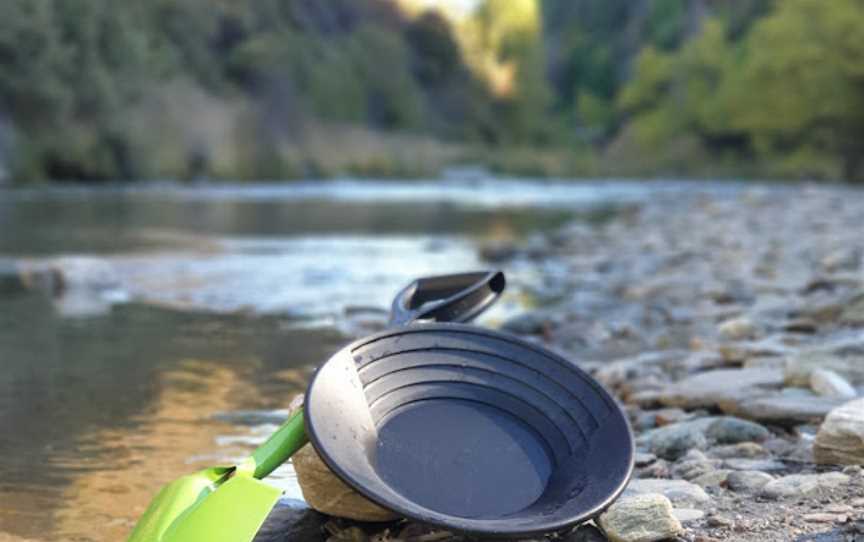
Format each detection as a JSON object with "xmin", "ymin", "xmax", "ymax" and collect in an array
[
  {"xmin": 562, "ymin": 524, "xmax": 608, "ymax": 542},
  {"xmin": 293, "ymin": 442, "xmax": 400, "ymax": 521},
  {"xmin": 843, "ymin": 465, "xmax": 863, "ymax": 476},
  {"xmin": 673, "ymin": 508, "xmax": 705, "ymax": 523},
  {"xmin": 659, "ymin": 368, "xmax": 783, "ymax": 410},
  {"xmin": 840, "ymin": 292, "xmax": 864, "ymax": 325},
  {"xmin": 637, "ymin": 416, "xmax": 769, "ymax": 461},
  {"xmin": 598, "ymin": 494, "xmax": 683, "ymax": 542},
  {"xmin": 802, "ymin": 512, "xmax": 846, "ymax": 524},
  {"xmin": 690, "ymin": 469, "xmax": 730, "ymax": 488},
  {"xmin": 724, "ymin": 394, "xmax": 844, "ymax": 425},
  {"xmin": 634, "ymin": 452, "xmax": 657, "ymax": 467},
  {"xmin": 707, "ymin": 442, "xmax": 769, "ymax": 459},
  {"xmin": 722, "ymin": 458, "xmax": 785, "ymax": 472},
  {"xmin": 760, "ymin": 472, "xmax": 850, "ymax": 499},
  {"xmin": 718, "ymin": 317, "xmax": 758, "ymax": 341},
  {"xmin": 814, "ymin": 397, "xmax": 864, "ymax": 465},
  {"xmin": 625, "ymin": 478, "xmax": 711, "ymax": 505},
  {"xmin": 501, "ymin": 310, "xmax": 555, "ymax": 335},
  {"xmin": 706, "ymin": 514, "xmax": 734, "ymax": 528},
  {"xmin": 703, "ymin": 417, "xmax": 771, "ymax": 444},
  {"xmin": 326, "ymin": 526, "xmax": 368, "ymax": 542},
  {"xmin": 725, "ymin": 470, "xmax": 775, "ymax": 493},
  {"xmin": 783, "ymin": 318, "xmax": 819, "ymax": 334},
  {"xmin": 672, "ymin": 458, "xmax": 722, "ymax": 481},
  {"xmin": 638, "ymin": 423, "xmax": 708, "ymax": 460},
  {"xmin": 809, "ymin": 368, "xmax": 857, "ymax": 399},
  {"xmin": 785, "ymin": 351, "xmax": 864, "ymax": 387}
]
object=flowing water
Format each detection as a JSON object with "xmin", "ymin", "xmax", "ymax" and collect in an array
[{"xmin": 0, "ymin": 179, "xmax": 742, "ymax": 541}]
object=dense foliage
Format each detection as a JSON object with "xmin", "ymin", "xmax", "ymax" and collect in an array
[
  {"xmin": 0, "ymin": 0, "xmax": 501, "ymax": 180},
  {"xmin": 0, "ymin": 0, "xmax": 862, "ymax": 182},
  {"xmin": 604, "ymin": 0, "xmax": 864, "ymax": 180}
]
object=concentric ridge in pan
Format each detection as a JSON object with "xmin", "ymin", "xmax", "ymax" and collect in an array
[{"xmin": 304, "ymin": 323, "xmax": 634, "ymax": 537}]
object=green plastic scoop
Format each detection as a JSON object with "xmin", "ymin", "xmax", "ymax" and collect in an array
[{"xmin": 127, "ymin": 410, "xmax": 308, "ymax": 542}]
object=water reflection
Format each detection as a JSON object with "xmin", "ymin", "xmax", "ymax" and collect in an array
[
  {"xmin": 0, "ymin": 191, "xmax": 575, "ymax": 256},
  {"xmin": 0, "ymin": 296, "xmax": 343, "ymax": 540}
]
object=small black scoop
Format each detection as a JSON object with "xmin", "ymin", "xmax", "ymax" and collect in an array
[
  {"xmin": 304, "ymin": 272, "xmax": 633, "ymax": 538},
  {"xmin": 389, "ymin": 270, "xmax": 506, "ymax": 325}
]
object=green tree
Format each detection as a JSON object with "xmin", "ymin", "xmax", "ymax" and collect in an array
[
  {"xmin": 617, "ymin": 18, "xmax": 749, "ymax": 166},
  {"xmin": 466, "ymin": 0, "xmax": 556, "ymax": 143},
  {"xmin": 0, "ymin": 0, "xmax": 160, "ymax": 180},
  {"xmin": 732, "ymin": 0, "xmax": 864, "ymax": 180}
]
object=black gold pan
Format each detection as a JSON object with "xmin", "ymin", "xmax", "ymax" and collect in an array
[
  {"xmin": 306, "ymin": 270, "xmax": 634, "ymax": 537},
  {"xmin": 129, "ymin": 270, "xmax": 633, "ymax": 541}
]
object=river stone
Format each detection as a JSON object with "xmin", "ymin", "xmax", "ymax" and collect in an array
[
  {"xmin": 253, "ymin": 501, "xmax": 327, "ymax": 542},
  {"xmin": 634, "ymin": 452, "xmax": 657, "ymax": 467},
  {"xmin": 744, "ymin": 355, "xmax": 787, "ymax": 369},
  {"xmin": 672, "ymin": 458, "xmax": 722, "ymax": 481},
  {"xmin": 708, "ymin": 442, "xmax": 769, "ymax": 459},
  {"xmin": 595, "ymin": 351, "xmax": 689, "ymax": 389},
  {"xmin": 637, "ymin": 416, "xmax": 769, "ymax": 460},
  {"xmin": 760, "ymin": 472, "xmax": 850, "ymax": 499},
  {"xmin": 672, "ymin": 508, "xmax": 704, "ymax": 523},
  {"xmin": 680, "ymin": 449, "xmax": 709, "ymax": 462},
  {"xmin": 785, "ymin": 351, "xmax": 864, "ymax": 387},
  {"xmin": 723, "ymin": 457, "xmax": 785, "ymax": 472},
  {"xmin": 718, "ymin": 317, "xmax": 757, "ymax": 340},
  {"xmin": 725, "ymin": 470, "xmax": 775, "ymax": 493},
  {"xmin": 659, "ymin": 368, "xmax": 783, "ymax": 409},
  {"xmin": 717, "ymin": 337, "xmax": 790, "ymax": 364},
  {"xmin": 639, "ymin": 424, "xmax": 708, "ymax": 460},
  {"xmin": 501, "ymin": 309, "xmax": 555, "ymax": 335},
  {"xmin": 821, "ymin": 248, "xmax": 862, "ymax": 272},
  {"xmin": 598, "ymin": 494, "xmax": 683, "ymax": 542},
  {"xmin": 690, "ymin": 469, "xmax": 730, "ymax": 488},
  {"xmin": 841, "ymin": 292, "xmax": 864, "ymax": 325},
  {"xmin": 724, "ymin": 393, "xmax": 844, "ymax": 424},
  {"xmin": 288, "ymin": 395, "xmax": 399, "ymax": 522},
  {"xmin": 704, "ymin": 416, "xmax": 771, "ymax": 444},
  {"xmin": 814, "ymin": 398, "xmax": 864, "ymax": 465},
  {"xmin": 780, "ymin": 386, "xmax": 814, "ymax": 397},
  {"xmin": 625, "ymin": 478, "xmax": 711, "ymax": 505},
  {"xmin": 327, "ymin": 526, "xmax": 368, "ymax": 541},
  {"xmin": 292, "ymin": 443, "xmax": 400, "ymax": 521},
  {"xmin": 564, "ymin": 523, "xmax": 608, "ymax": 542},
  {"xmin": 810, "ymin": 368, "xmax": 857, "ymax": 399}
]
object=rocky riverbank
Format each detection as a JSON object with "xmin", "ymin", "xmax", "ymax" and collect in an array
[{"xmin": 258, "ymin": 185, "xmax": 864, "ymax": 542}]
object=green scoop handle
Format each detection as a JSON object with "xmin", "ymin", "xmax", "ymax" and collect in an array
[{"xmin": 237, "ymin": 408, "xmax": 309, "ymax": 479}]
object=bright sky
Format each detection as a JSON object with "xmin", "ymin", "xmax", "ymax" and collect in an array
[{"xmin": 408, "ymin": 0, "xmax": 480, "ymax": 18}]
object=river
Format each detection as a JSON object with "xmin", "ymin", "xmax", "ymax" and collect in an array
[{"xmin": 0, "ymin": 178, "xmax": 745, "ymax": 541}]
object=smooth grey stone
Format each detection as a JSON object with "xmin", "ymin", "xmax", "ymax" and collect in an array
[
  {"xmin": 725, "ymin": 470, "xmax": 775, "ymax": 493},
  {"xmin": 625, "ymin": 478, "xmax": 711, "ymax": 505},
  {"xmin": 598, "ymin": 494, "xmax": 683, "ymax": 542},
  {"xmin": 723, "ymin": 458, "xmax": 785, "ymax": 472},
  {"xmin": 815, "ymin": 398, "xmax": 864, "ymax": 465},
  {"xmin": 760, "ymin": 472, "xmax": 850, "ymax": 499}
]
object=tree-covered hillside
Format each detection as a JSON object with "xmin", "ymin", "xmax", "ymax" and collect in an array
[{"xmin": 0, "ymin": 0, "xmax": 862, "ymax": 182}]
